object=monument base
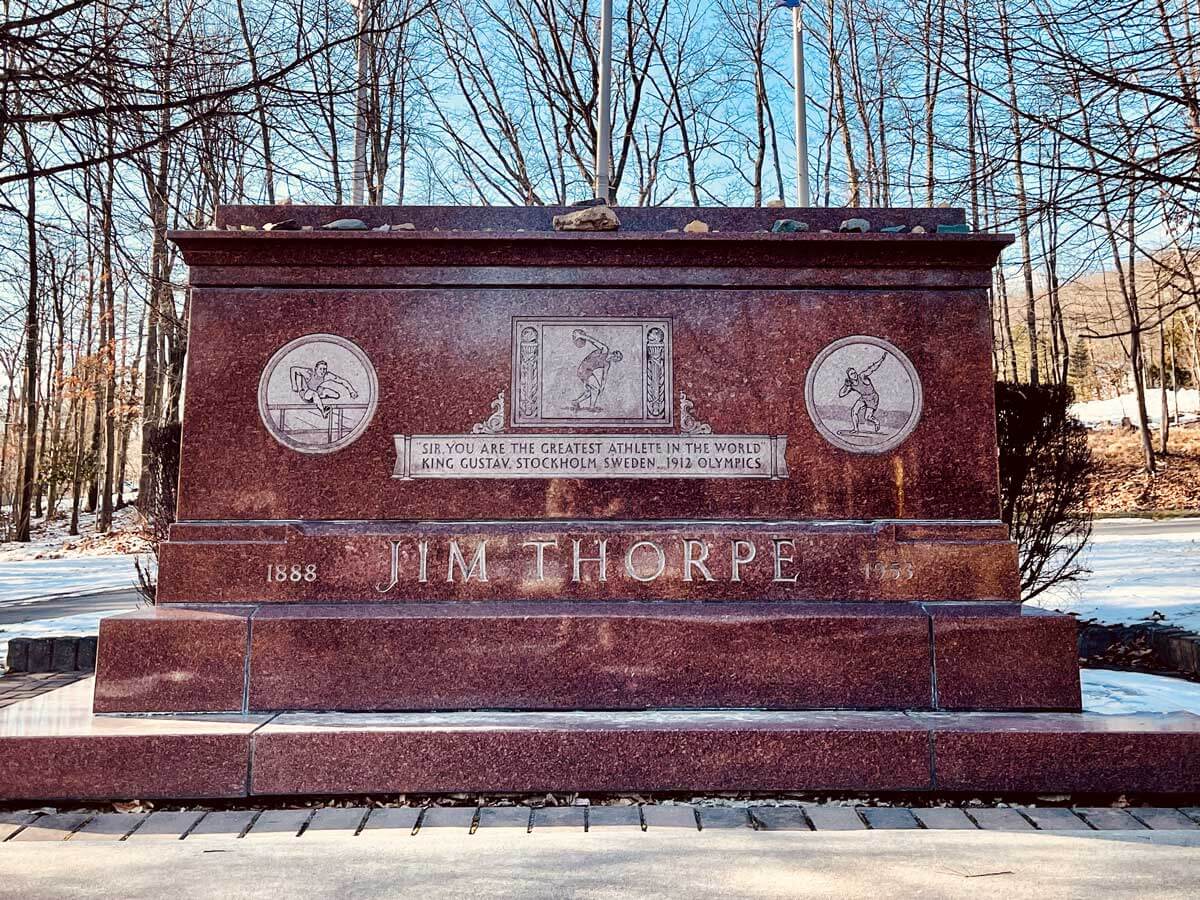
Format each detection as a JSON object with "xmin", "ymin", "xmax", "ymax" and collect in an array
[
  {"xmin": 2, "ymin": 679, "xmax": 1199, "ymax": 801},
  {"xmin": 93, "ymin": 601, "xmax": 1081, "ymax": 714}
]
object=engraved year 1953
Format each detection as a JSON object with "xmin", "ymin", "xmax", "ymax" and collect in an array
[
  {"xmin": 862, "ymin": 560, "xmax": 915, "ymax": 581},
  {"xmin": 266, "ymin": 563, "xmax": 319, "ymax": 583}
]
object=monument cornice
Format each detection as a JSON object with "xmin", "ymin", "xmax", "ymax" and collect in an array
[{"xmin": 169, "ymin": 205, "xmax": 1013, "ymax": 289}]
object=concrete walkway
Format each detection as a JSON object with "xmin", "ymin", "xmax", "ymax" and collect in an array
[{"xmin": 2, "ymin": 828, "xmax": 1199, "ymax": 899}]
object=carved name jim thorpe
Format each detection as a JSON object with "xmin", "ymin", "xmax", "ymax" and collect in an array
[{"xmin": 372, "ymin": 535, "xmax": 871, "ymax": 593}]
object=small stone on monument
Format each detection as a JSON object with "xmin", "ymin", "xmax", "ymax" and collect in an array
[
  {"xmin": 683, "ymin": 220, "xmax": 709, "ymax": 234},
  {"xmin": 264, "ymin": 219, "xmax": 298, "ymax": 232},
  {"xmin": 911, "ymin": 225, "xmax": 927, "ymax": 234},
  {"xmin": 321, "ymin": 218, "xmax": 369, "ymax": 231},
  {"xmin": 766, "ymin": 198, "xmax": 786, "ymax": 208},
  {"xmin": 880, "ymin": 225, "xmax": 907, "ymax": 234},
  {"xmin": 552, "ymin": 205, "xmax": 620, "ymax": 232},
  {"xmin": 936, "ymin": 223, "xmax": 971, "ymax": 234},
  {"xmin": 770, "ymin": 219, "xmax": 809, "ymax": 233},
  {"xmin": 838, "ymin": 218, "xmax": 870, "ymax": 233}
]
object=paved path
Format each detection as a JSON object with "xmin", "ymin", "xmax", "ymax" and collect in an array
[
  {"xmin": 0, "ymin": 588, "xmax": 140, "ymax": 626},
  {"xmin": 1092, "ymin": 516, "xmax": 1200, "ymax": 538},
  {"xmin": 5, "ymin": 804, "xmax": 1197, "ymax": 839},
  {"xmin": 2, "ymin": 826, "xmax": 1198, "ymax": 899}
]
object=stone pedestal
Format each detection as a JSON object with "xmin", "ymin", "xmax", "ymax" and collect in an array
[
  {"xmin": 94, "ymin": 205, "xmax": 1080, "ymax": 720},
  {"xmin": 6, "ymin": 206, "xmax": 1199, "ymax": 803}
]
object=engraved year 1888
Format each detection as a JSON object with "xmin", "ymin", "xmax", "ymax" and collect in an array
[{"xmin": 266, "ymin": 564, "xmax": 319, "ymax": 583}]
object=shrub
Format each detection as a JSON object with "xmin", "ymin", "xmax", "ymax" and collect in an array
[{"xmin": 995, "ymin": 381, "xmax": 1094, "ymax": 600}]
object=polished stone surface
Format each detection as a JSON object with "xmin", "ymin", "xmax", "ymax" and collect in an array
[
  {"xmin": 97, "ymin": 601, "xmax": 1080, "ymax": 714},
  {"xmin": 250, "ymin": 709, "xmax": 933, "ymax": 795},
  {"xmin": 158, "ymin": 521, "xmax": 1020, "ymax": 604},
  {"xmin": 174, "ymin": 281, "xmax": 1004, "ymax": 524},
  {"xmin": 0, "ymin": 680, "xmax": 267, "ymax": 800},
  {"xmin": 929, "ymin": 604, "xmax": 1082, "ymax": 711},
  {"xmin": 3, "ymin": 679, "xmax": 1199, "ymax": 800},
  {"xmin": 247, "ymin": 601, "xmax": 933, "ymax": 711},
  {"xmin": 93, "ymin": 606, "xmax": 252, "ymax": 713},
  {"xmin": 923, "ymin": 710, "xmax": 1200, "ymax": 793},
  {"xmin": 97, "ymin": 207, "xmax": 1038, "ymax": 730}
]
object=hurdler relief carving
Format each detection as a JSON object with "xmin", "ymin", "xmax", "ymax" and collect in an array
[{"xmin": 258, "ymin": 334, "xmax": 378, "ymax": 454}]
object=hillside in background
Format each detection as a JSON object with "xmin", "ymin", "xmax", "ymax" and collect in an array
[{"xmin": 1087, "ymin": 424, "xmax": 1200, "ymax": 514}]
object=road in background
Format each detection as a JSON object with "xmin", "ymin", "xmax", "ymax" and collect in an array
[{"xmin": 0, "ymin": 589, "xmax": 143, "ymax": 626}]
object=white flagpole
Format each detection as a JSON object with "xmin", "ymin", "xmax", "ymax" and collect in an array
[
  {"xmin": 792, "ymin": 5, "xmax": 810, "ymax": 206},
  {"xmin": 595, "ymin": 0, "xmax": 614, "ymax": 203},
  {"xmin": 351, "ymin": 0, "xmax": 369, "ymax": 205}
]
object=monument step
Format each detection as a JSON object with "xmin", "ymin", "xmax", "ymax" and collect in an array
[
  {"xmin": 94, "ymin": 601, "xmax": 1080, "ymax": 714},
  {"xmin": 2, "ymin": 680, "xmax": 1198, "ymax": 801}
]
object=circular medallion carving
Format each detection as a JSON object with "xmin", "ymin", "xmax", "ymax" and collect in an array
[
  {"xmin": 258, "ymin": 334, "xmax": 378, "ymax": 454},
  {"xmin": 804, "ymin": 336, "xmax": 922, "ymax": 454}
]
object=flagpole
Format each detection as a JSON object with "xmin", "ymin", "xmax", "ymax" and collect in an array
[
  {"xmin": 595, "ymin": 0, "xmax": 613, "ymax": 203},
  {"xmin": 791, "ymin": 5, "xmax": 810, "ymax": 206},
  {"xmin": 351, "ymin": 0, "xmax": 369, "ymax": 205}
]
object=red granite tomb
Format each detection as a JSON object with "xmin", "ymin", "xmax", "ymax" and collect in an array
[
  {"xmin": 5, "ymin": 206, "xmax": 1200, "ymax": 802},
  {"xmin": 92, "ymin": 205, "xmax": 1081, "ymax": 716}
]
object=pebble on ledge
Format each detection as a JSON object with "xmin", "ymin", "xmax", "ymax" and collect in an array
[
  {"xmin": 770, "ymin": 219, "xmax": 809, "ymax": 233},
  {"xmin": 552, "ymin": 205, "xmax": 620, "ymax": 232},
  {"xmin": 321, "ymin": 218, "xmax": 369, "ymax": 231}
]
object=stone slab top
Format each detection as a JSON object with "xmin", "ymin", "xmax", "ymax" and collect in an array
[
  {"xmin": 0, "ymin": 680, "xmax": 271, "ymax": 738},
  {"xmin": 205, "ymin": 204, "xmax": 977, "ymax": 233},
  {"xmin": 242, "ymin": 600, "xmax": 936, "ymax": 621},
  {"xmin": 256, "ymin": 708, "xmax": 935, "ymax": 734},
  {"xmin": 169, "ymin": 206, "xmax": 1014, "ymax": 288}
]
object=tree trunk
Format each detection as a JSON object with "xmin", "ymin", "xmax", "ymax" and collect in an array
[{"xmin": 15, "ymin": 127, "xmax": 40, "ymax": 543}]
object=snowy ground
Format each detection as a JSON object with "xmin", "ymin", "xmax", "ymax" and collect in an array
[
  {"xmin": 1032, "ymin": 518, "xmax": 1200, "ymax": 632},
  {"xmin": 0, "ymin": 556, "xmax": 142, "ymax": 603},
  {"xmin": 0, "ymin": 502, "xmax": 150, "ymax": 563},
  {"xmin": 0, "ymin": 498, "xmax": 149, "ymax": 663},
  {"xmin": 1081, "ymin": 669, "xmax": 1200, "ymax": 715},
  {"xmin": 1072, "ymin": 388, "xmax": 1200, "ymax": 427}
]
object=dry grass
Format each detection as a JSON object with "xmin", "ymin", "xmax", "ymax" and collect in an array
[{"xmin": 1088, "ymin": 422, "xmax": 1200, "ymax": 513}]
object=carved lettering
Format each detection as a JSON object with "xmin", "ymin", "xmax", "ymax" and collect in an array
[
  {"xmin": 572, "ymin": 538, "xmax": 608, "ymax": 583},
  {"xmin": 376, "ymin": 539, "xmax": 401, "ymax": 593},
  {"xmin": 523, "ymin": 539, "xmax": 558, "ymax": 581},
  {"xmin": 772, "ymin": 538, "xmax": 800, "ymax": 583},
  {"xmin": 682, "ymin": 539, "xmax": 715, "ymax": 582},
  {"xmin": 730, "ymin": 539, "xmax": 757, "ymax": 582},
  {"xmin": 447, "ymin": 540, "xmax": 488, "ymax": 582},
  {"xmin": 625, "ymin": 540, "xmax": 666, "ymax": 582}
]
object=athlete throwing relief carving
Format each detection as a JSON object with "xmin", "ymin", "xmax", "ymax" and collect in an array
[
  {"xmin": 290, "ymin": 360, "xmax": 359, "ymax": 418},
  {"xmin": 569, "ymin": 329, "xmax": 623, "ymax": 411},
  {"xmin": 838, "ymin": 352, "xmax": 887, "ymax": 434}
]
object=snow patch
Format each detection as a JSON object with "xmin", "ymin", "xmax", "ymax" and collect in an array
[
  {"xmin": 0, "ymin": 556, "xmax": 144, "ymax": 604},
  {"xmin": 0, "ymin": 607, "xmax": 137, "ymax": 669},
  {"xmin": 1072, "ymin": 389, "xmax": 1200, "ymax": 427},
  {"xmin": 1033, "ymin": 519, "xmax": 1200, "ymax": 632},
  {"xmin": 1081, "ymin": 669, "xmax": 1200, "ymax": 715}
]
